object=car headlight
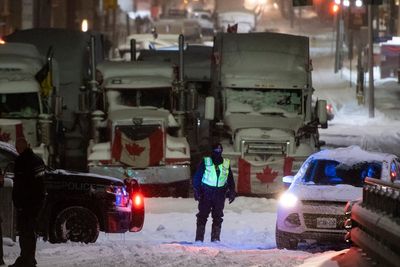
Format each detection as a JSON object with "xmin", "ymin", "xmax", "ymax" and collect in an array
[{"xmin": 279, "ymin": 192, "xmax": 298, "ymax": 208}]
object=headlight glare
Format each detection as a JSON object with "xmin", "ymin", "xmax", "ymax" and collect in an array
[{"xmin": 279, "ymin": 192, "xmax": 298, "ymax": 208}]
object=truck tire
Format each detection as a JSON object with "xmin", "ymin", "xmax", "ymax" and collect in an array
[
  {"xmin": 275, "ymin": 225, "xmax": 298, "ymax": 250},
  {"xmin": 54, "ymin": 206, "xmax": 99, "ymax": 243}
]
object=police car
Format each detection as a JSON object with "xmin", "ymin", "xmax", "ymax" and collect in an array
[{"xmin": 0, "ymin": 141, "xmax": 145, "ymax": 243}]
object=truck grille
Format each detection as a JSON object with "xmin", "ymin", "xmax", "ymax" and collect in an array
[{"xmin": 241, "ymin": 140, "xmax": 289, "ymax": 156}]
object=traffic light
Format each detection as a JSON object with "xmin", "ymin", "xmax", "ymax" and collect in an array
[
  {"xmin": 293, "ymin": 0, "xmax": 313, "ymax": 6},
  {"xmin": 331, "ymin": 3, "xmax": 340, "ymax": 14}
]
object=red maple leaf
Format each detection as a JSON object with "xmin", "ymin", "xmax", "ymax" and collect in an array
[
  {"xmin": 0, "ymin": 129, "xmax": 11, "ymax": 142},
  {"xmin": 256, "ymin": 166, "xmax": 279, "ymax": 183},
  {"xmin": 125, "ymin": 143, "xmax": 145, "ymax": 156}
]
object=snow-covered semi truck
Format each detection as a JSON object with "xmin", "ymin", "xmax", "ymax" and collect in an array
[
  {"xmin": 0, "ymin": 42, "xmax": 59, "ymax": 164},
  {"xmin": 5, "ymin": 28, "xmax": 105, "ymax": 171},
  {"xmin": 209, "ymin": 32, "xmax": 328, "ymax": 196},
  {"xmin": 87, "ymin": 60, "xmax": 191, "ymax": 197}
]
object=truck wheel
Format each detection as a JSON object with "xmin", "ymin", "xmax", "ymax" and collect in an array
[
  {"xmin": 54, "ymin": 206, "xmax": 99, "ymax": 243},
  {"xmin": 275, "ymin": 225, "xmax": 298, "ymax": 250}
]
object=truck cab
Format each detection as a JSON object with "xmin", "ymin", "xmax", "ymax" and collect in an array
[
  {"xmin": 88, "ymin": 61, "xmax": 191, "ymax": 197},
  {"xmin": 0, "ymin": 42, "xmax": 53, "ymax": 163},
  {"xmin": 210, "ymin": 32, "xmax": 328, "ymax": 196}
]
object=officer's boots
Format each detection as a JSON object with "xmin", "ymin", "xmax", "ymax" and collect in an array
[
  {"xmin": 211, "ymin": 224, "xmax": 221, "ymax": 242},
  {"xmin": 195, "ymin": 223, "xmax": 205, "ymax": 242}
]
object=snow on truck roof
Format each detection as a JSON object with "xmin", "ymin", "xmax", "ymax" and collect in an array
[
  {"xmin": 0, "ymin": 56, "xmax": 43, "ymax": 74},
  {"xmin": 217, "ymin": 32, "xmax": 309, "ymax": 89},
  {"xmin": 0, "ymin": 74, "xmax": 40, "ymax": 93},
  {"xmin": 310, "ymin": 146, "xmax": 397, "ymax": 165},
  {"xmin": 104, "ymin": 75, "xmax": 172, "ymax": 89},
  {"xmin": 0, "ymin": 42, "xmax": 42, "ymax": 59},
  {"xmin": 98, "ymin": 61, "xmax": 173, "ymax": 81}
]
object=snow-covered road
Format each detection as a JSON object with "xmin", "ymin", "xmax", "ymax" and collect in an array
[{"xmin": 3, "ymin": 197, "xmax": 346, "ymax": 267}]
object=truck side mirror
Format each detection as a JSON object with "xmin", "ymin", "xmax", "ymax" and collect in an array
[
  {"xmin": 317, "ymin": 99, "xmax": 328, "ymax": 129},
  {"xmin": 204, "ymin": 96, "xmax": 215, "ymax": 120}
]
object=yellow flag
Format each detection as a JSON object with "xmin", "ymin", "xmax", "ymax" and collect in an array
[{"xmin": 40, "ymin": 68, "xmax": 52, "ymax": 98}]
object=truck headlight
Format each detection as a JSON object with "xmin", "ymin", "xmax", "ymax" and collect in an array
[{"xmin": 279, "ymin": 192, "xmax": 298, "ymax": 209}]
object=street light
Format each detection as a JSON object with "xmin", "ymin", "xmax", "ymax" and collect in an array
[{"xmin": 81, "ymin": 19, "xmax": 89, "ymax": 32}]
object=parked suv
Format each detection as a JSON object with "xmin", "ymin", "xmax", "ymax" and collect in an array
[
  {"xmin": 0, "ymin": 141, "xmax": 145, "ymax": 243},
  {"xmin": 276, "ymin": 146, "xmax": 399, "ymax": 249}
]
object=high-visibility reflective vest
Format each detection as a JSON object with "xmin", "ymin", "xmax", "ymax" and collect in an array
[{"xmin": 201, "ymin": 157, "xmax": 230, "ymax": 187}]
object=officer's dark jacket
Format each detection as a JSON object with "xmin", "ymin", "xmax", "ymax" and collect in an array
[
  {"xmin": 193, "ymin": 156, "xmax": 235, "ymax": 194},
  {"xmin": 12, "ymin": 148, "xmax": 46, "ymax": 209}
]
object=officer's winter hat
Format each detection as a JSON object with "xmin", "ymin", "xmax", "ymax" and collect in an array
[{"xmin": 212, "ymin": 143, "xmax": 223, "ymax": 152}]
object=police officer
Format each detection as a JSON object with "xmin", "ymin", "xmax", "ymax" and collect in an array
[
  {"xmin": 10, "ymin": 138, "xmax": 46, "ymax": 267},
  {"xmin": 193, "ymin": 143, "xmax": 236, "ymax": 242}
]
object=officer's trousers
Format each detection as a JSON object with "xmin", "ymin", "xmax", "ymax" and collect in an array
[{"xmin": 196, "ymin": 184, "xmax": 226, "ymax": 227}]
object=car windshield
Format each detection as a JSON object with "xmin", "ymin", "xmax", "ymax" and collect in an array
[
  {"xmin": 225, "ymin": 88, "xmax": 302, "ymax": 117},
  {"xmin": 0, "ymin": 92, "xmax": 40, "ymax": 118},
  {"xmin": 302, "ymin": 159, "xmax": 382, "ymax": 187},
  {"xmin": 108, "ymin": 88, "xmax": 171, "ymax": 109}
]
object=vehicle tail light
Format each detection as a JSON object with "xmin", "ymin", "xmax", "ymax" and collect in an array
[
  {"xmin": 133, "ymin": 193, "xmax": 143, "ymax": 208},
  {"xmin": 326, "ymin": 104, "xmax": 333, "ymax": 113}
]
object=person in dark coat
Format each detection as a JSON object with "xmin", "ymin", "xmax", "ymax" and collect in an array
[
  {"xmin": 0, "ymin": 169, "xmax": 5, "ymax": 266},
  {"xmin": 193, "ymin": 143, "xmax": 236, "ymax": 242},
  {"xmin": 9, "ymin": 138, "xmax": 46, "ymax": 267}
]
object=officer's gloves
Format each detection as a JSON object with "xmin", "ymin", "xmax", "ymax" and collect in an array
[
  {"xmin": 194, "ymin": 190, "xmax": 202, "ymax": 201},
  {"xmin": 227, "ymin": 191, "xmax": 236, "ymax": 204}
]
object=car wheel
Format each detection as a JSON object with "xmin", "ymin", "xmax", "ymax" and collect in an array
[
  {"xmin": 275, "ymin": 225, "xmax": 298, "ymax": 250},
  {"xmin": 54, "ymin": 206, "xmax": 99, "ymax": 243}
]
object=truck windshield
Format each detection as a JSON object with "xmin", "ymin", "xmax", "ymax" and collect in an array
[
  {"xmin": 0, "ymin": 92, "xmax": 40, "ymax": 118},
  {"xmin": 225, "ymin": 88, "xmax": 302, "ymax": 117},
  {"xmin": 302, "ymin": 159, "xmax": 382, "ymax": 187},
  {"xmin": 108, "ymin": 88, "xmax": 171, "ymax": 109}
]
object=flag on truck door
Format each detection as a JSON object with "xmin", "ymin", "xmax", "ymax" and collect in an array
[{"xmin": 111, "ymin": 126, "xmax": 164, "ymax": 168}]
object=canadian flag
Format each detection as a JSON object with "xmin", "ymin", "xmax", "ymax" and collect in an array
[
  {"xmin": 237, "ymin": 157, "xmax": 294, "ymax": 195},
  {"xmin": 0, "ymin": 120, "xmax": 24, "ymax": 144},
  {"xmin": 111, "ymin": 128, "xmax": 164, "ymax": 168}
]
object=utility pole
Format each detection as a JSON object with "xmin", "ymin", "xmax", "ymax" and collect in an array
[
  {"xmin": 398, "ymin": 2, "xmax": 400, "ymax": 36},
  {"xmin": 367, "ymin": 4, "xmax": 374, "ymax": 118},
  {"xmin": 334, "ymin": 1, "xmax": 344, "ymax": 73},
  {"xmin": 366, "ymin": 0, "xmax": 383, "ymax": 118}
]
